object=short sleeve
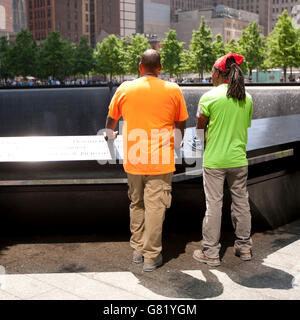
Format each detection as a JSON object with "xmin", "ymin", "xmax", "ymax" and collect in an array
[
  {"xmin": 197, "ymin": 93, "xmax": 214, "ymax": 118},
  {"xmin": 174, "ymin": 87, "xmax": 189, "ymax": 122},
  {"xmin": 108, "ymin": 85, "xmax": 125, "ymax": 120},
  {"xmin": 248, "ymin": 99, "xmax": 253, "ymax": 128}
]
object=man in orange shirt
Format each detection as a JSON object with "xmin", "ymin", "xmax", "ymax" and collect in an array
[{"xmin": 105, "ymin": 50, "xmax": 188, "ymax": 271}]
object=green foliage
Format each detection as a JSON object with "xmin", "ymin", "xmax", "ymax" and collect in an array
[
  {"xmin": 267, "ymin": 10, "xmax": 300, "ymax": 81},
  {"xmin": 160, "ymin": 29, "xmax": 185, "ymax": 77},
  {"xmin": 73, "ymin": 36, "xmax": 95, "ymax": 77},
  {"xmin": 39, "ymin": 31, "xmax": 75, "ymax": 80},
  {"xmin": 63, "ymin": 40, "xmax": 76, "ymax": 78},
  {"xmin": 212, "ymin": 34, "xmax": 226, "ymax": 60},
  {"xmin": 238, "ymin": 22, "xmax": 265, "ymax": 80},
  {"xmin": 3, "ymin": 15, "xmax": 300, "ymax": 83},
  {"xmin": 224, "ymin": 39, "xmax": 240, "ymax": 54},
  {"xmin": 94, "ymin": 34, "xmax": 126, "ymax": 80},
  {"xmin": 125, "ymin": 33, "xmax": 150, "ymax": 76},
  {"xmin": 10, "ymin": 29, "xmax": 37, "ymax": 78},
  {"xmin": 0, "ymin": 36, "xmax": 13, "ymax": 82},
  {"xmin": 190, "ymin": 17, "xmax": 215, "ymax": 79},
  {"xmin": 224, "ymin": 39, "xmax": 248, "ymax": 74},
  {"xmin": 179, "ymin": 49, "xmax": 193, "ymax": 74}
]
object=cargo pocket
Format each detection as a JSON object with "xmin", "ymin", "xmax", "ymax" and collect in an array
[{"xmin": 162, "ymin": 184, "xmax": 172, "ymax": 209}]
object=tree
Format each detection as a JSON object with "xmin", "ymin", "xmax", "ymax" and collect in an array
[
  {"xmin": 179, "ymin": 49, "xmax": 193, "ymax": 75},
  {"xmin": 212, "ymin": 34, "xmax": 226, "ymax": 60},
  {"xmin": 190, "ymin": 17, "xmax": 215, "ymax": 79},
  {"xmin": 10, "ymin": 29, "xmax": 37, "ymax": 78},
  {"xmin": 73, "ymin": 36, "xmax": 95, "ymax": 78},
  {"xmin": 267, "ymin": 10, "xmax": 300, "ymax": 82},
  {"xmin": 125, "ymin": 33, "xmax": 150, "ymax": 77},
  {"xmin": 39, "ymin": 31, "xmax": 74, "ymax": 81},
  {"xmin": 160, "ymin": 29, "xmax": 185, "ymax": 79},
  {"xmin": 94, "ymin": 34, "xmax": 126, "ymax": 81},
  {"xmin": 224, "ymin": 39, "xmax": 248, "ymax": 74},
  {"xmin": 225, "ymin": 39, "xmax": 240, "ymax": 54},
  {"xmin": 239, "ymin": 22, "xmax": 265, "ymax": 82},
  {"xmin": 0, "ymin": 36, "xmax": 13, "ymax": 83},
  {"xmin": 62, "ymin": 39, "xmax": 76, "ymax": 79}
]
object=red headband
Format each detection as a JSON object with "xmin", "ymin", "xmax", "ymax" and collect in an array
[{"xmin": 214, "ymin": 52, "xmax": 244, "ymax": 72}]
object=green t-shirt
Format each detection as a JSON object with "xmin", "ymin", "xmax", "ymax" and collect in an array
[{"xmin": 198, "ymin": 83, "xmax": 253, "ymax": 169}]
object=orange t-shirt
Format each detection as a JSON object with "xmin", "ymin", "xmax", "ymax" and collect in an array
[{"xmin": 108, "ymin": 76, "xmax": 189, "ymax": 175}]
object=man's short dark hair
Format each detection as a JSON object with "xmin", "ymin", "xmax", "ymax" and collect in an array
[{"xmin": 140, "ymin": 49, "xmax": 161, "ymax": 72}]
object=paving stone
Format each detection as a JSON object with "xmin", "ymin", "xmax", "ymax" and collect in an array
[
  {"xmin": 29, "ymin": 273, "xmax": 143, "ymax": 300},
  {"xmin": 30, "ymin": 288, "xmax": 84, "ymax": 300},
  {"xmin": 2, "ymin": 275, "xmax": 53, "ymax": 299}
]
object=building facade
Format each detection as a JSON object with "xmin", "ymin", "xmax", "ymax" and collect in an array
[
  {"xmin": 212, "ymin": 0, "xmax": 269, "ymax": 34},
  {"xmin": 26, "ymin": 0, "xmax": 83, "ymax": 43},
  {"xmin": 0, "ymin": 0, "xmax": 13, "ymax": 37},
  {"xmin": 172, "ymin": 5, "xmax": 261, "ymax": 46},
  {"xmin": 171, "ymin": 0, "xmax": 269, "ymax": 35},
  {"xmin": 95, "ymin": 0, "xmax": 120, "ymax": 43},
  {"xmin": 291, "ymin": 4, "xmax": 300, "ymax": 28},
  {"xmin": 141, "ymin": 0, "xmax": 170, "ymax": 41},
  {"xmin": 171, "ymin": 0, "xmax": 212, "ymax": 22},
  {"xmin": 25, "ymin": 0, "xmax": 121, "ymax": 46},
  {"xmin": 214, "ymin": 0, "xmax": 300, "ymax": 34},
  {"xmin": 13, "ymin": 0, "xmax": 27, "ymax": 32},
  {"xmin": 270, "ymin": 0, "xmax": 299, "ymax": 31},
  {"xmin": 171, "ymin": 1, "xmax": 300, "ymax": 35},
  {"xmin": 0, "ymin": 0, "xmax": 26, "ymax": 37},
  {"xmin": 120, "ymin": 0, "xmax": 136, "ymax": 37}
]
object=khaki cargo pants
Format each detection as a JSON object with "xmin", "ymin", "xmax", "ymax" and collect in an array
[
  {"xmin": 127, "ymin": 173, "xmax": 173, "ymax": 263},
  {"xmin": 202, "ymin": 166, "xmax": 252, "ymax": 259}
]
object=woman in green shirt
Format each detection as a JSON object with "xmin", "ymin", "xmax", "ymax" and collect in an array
[{"xmin": 193, "ymin": 53, "xmax": 253, "ymax": 267}]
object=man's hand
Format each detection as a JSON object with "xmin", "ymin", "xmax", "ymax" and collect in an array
[
  {"xmin": 105, "ymin": 116, "xmax": 119, "ymax": 141},
  {"xmin": 174, "ymin": 120, "xmax": 186, "ymax": 149},
  {"xmin": 104, "ymin": 130, "xmax": 118, "ymax": 141}
]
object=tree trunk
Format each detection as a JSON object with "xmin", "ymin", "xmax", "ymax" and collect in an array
[
  {"xmin": 249, "ymin": 69, "xmax": 252, "ymax": 81},
  {"xmin": 289, "ymin": 67, "xmax": 293, "ymax": 82},
  {"xmin": 256, "ymin": 68, "xmax": 259, "ymax": 83},
  {"xmin": 283, "ymin": 67, "xmax": 287, "ymax": 83}
]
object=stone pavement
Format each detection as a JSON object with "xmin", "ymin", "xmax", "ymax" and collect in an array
[{"xmin": 0, "ymin": 219, "xmax": 300, "ymax": 300}]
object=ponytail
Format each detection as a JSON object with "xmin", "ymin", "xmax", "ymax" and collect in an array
[
  {"xmin": 226, "ymin": 57, "xmax": 246, "ymax": 101},
  {"xmin": 227, "ymin": 63, "xmax": 246, "ymax": 101},
  {"xmin": 216, "ymin": 57, "xmax": 246, "ymax": 101}
]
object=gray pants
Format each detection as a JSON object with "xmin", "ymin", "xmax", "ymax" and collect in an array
[{"xmin": 202, "ymin": 166, "xmax": 252, "ymax": 258}]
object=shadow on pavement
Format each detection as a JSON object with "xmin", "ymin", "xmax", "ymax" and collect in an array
[
  {"xmin": 0, "ymin": 220, "xmax": 299, "ymax": 299},
  {"xmin": 128, "ymin": 227, "xmax": 298, "ymax": 299}
]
